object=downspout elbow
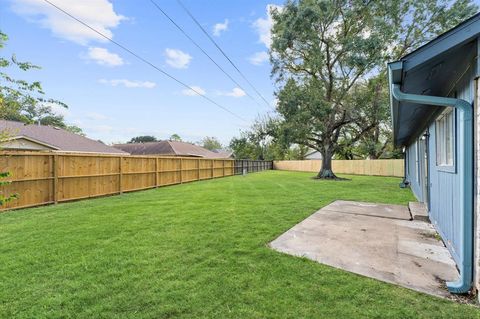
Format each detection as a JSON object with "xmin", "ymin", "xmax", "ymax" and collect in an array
[{"xmin": 392, "ymin": 84, "xmax": 473, "ymax": 294}]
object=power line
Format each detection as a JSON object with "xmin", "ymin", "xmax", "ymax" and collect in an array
[
  {"xmin": 148, "ymin": 0, "xmax": 265, "ymax": 110},
  {"xmin": 176, "ymin": 0, "xmax": 273, "ymax": 109},
  {"xmin": 41, "ymin": 0, "xmax": 247, "ymax": 123}
]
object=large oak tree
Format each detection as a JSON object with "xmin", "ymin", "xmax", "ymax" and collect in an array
[{"xmin": 270, "ymin": 0, "xmax": 477, "ymax": 178}]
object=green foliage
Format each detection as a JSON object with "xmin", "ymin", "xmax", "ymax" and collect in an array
[
  {"xmin": 128, "ymin": 135, "xmax": 158, "ymax": 143},
  {"xmin": 0, "ymin": 171, "xmax": 18, "ymax": 206},
  {"xmin": 270, "ymin": 0, "xmax": 394, "ymax": 177},
  {"xmin": 169, "ymin": 134, "xmax": 182, "ymax": 142},
  {"xmin": 0, "ymin": 30, "xmax": 83, "ymax": 135},
  {"xmin": 0, "ymin": 130, "xmax": 18, "ymax": 206},
  {"xmin": 387, "ymin": 0, "xmax": 477, "ymax": 60},
  {"xmin": 64, "ymin": 125, "xmax": 86, "ymax": 136},
  {"xmin": 270, "ymin": 0, "xmax": 478, "ymax": 176},
  {"xmin": 336, "ymin": 74, "xmax": 394, "ymax": 159},
  {"xmin": 350, "ymin": 0, "xmax": 478, "ymax": 159},
  {"xmin": 199, "ymin": 136, "xmax": 222, "ymax": 151},
  {"xmin": 229, "ymin": 116, "xmax": 308, "ymax": 160},
  {"xmin": 229, "ymin": 135, "xmax": 258, "ymax": 159}
]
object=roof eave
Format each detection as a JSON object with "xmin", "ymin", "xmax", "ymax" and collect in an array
[{"xmin": 5, "ymin": 135, "xmax": 60, "ymax": 150}]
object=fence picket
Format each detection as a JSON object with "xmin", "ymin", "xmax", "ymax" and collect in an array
[
  {"xmin": 0, "ymin": 152, "xmax": 273, "ymax": 212},
  {"xmin": 273, "ymin": 159, "xmax": 404, "ymax": 177}
]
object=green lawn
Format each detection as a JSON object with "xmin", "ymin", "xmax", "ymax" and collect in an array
[{"xmin": 1, "ymin": 171, "xmax": 478, "ymax": 318}]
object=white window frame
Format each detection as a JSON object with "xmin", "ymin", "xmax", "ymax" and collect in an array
[{"xmin": 435, "ymin": 108, "xmax": 455, "ymax": 172}]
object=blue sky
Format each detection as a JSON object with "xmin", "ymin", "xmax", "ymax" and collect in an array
[{"xmin": 0, "ymin": 0, "xmax": 283, "ymax": 145}]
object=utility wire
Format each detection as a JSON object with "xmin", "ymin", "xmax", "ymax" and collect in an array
[
  {"xmin": 148, "ymin": 0, "xmax": 264, "ymax": 110},
  {"xmin": 176, "ymin": 0, "xmax": 273, "ymax": 109},
  {"xmin": 42, "ymin": 0, "xmax": 247, "ymax": 123}
]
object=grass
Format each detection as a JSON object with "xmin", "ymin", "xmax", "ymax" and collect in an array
[{"xmin": 0, "ymin": 171, "xmax": 478, "ymax": 318}]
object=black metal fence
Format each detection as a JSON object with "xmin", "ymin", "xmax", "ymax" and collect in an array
[{"xmin": 234, "ymin": 160, "xmax": 273, "ymax": 175}]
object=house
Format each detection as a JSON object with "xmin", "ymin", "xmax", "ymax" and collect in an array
[
  {"xmin": 211, "ymin": 148, "xmax": 234, "ymax": 159},
  {"xmin": 387, "ymin": 13, "xmax": 480, "ymax": 296},
  {"xmin": 0, "ymin": 120, "xmax": 127, "ymax": 155},
  {"xmin": 305, "ymin": 150, "xmax": 322, "ymax": 160},
  {"xmin": 114, "ymin": 140, "xmax": 231, "ymax": 158}
]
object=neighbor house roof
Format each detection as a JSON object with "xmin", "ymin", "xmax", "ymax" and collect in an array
[
  {"xmin": 388, "ymin": 13, "xmax": 480, "ymax": 146},
  {"xmin": 114, "ymin": 140, "xmax": 231, "ymax": 158},
  {"xmin": 211, "ymin": 149, "xmax": 234, "ymax": 158},
  {"xmin": 0, "ymin": 120, "xmax": 128, "ymax": 154}
]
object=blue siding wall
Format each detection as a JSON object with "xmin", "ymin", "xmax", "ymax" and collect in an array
[
  {"xmin": 404, "ymin": 66, "xmax": 475, "ymax": 266},
  {"xmin": 428, "ymin": 67, "xmax": 474, "ymax": 265}
]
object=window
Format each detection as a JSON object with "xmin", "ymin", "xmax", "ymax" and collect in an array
[{"xmin": 435, "ymin": 109, "xmax": 455, "ymax": 168}]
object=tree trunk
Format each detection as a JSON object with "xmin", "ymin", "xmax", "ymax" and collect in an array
[{"xmin": 317, "ymin": 149, "xmax": 337, "ymax": 179}]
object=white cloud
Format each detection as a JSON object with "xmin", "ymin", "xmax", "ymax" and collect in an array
[
  {"xmin": 165, "ymin": 48, "xmax": 192, "ymax": 69},
  {"xmin": 248, "ymin": 51, "xmax": 269, "ymax": 65},
  {"xmin": 181, "ymin": 86, "xmax": 206, "ymax": 96},
  {"xmin": 86, "ymin": 112, "xmax": 108, "ymax": 121},
  {"xmin": 99, "ymin": 79, "xmax": 156, "ymax": 88},
  {"xmin": 213, "ymin": 19, "xmax": 229, "ymax": 36},
  {"xmin": 85, "ymin": 47, "xmax": 123, "ymax": 66},
  {"xmin": 11, "ymin": 0, "xmax": 125, "ymax": 45},
  {"xmin": 218, "ymin": 87, "xmax": 246, "ymax": 98},
  {"xmin": 252, "ymin": 4, "xmax": 282, "ymax": 48}
]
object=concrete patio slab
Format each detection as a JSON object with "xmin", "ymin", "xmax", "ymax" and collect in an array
[
  {"xmin": 270, "ymin": 200, "xmax": 459, "ymax": 298},
  {"xmin": 322, "ymin": 200, "xmax": 412, "ymax": 220}
]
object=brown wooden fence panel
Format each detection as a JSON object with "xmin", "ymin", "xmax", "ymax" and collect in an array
[
  {"xmin": 273, "ymin": 159, "xmax": 404, "ymax": 177},
  {"xmin": 0, "ymin": 152, "xmax": 238, "ymax": 212}
]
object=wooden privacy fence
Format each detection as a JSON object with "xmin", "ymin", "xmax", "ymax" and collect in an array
[
  {"xmin": 273, "ymin": 159, "xmax": 404, "ymax": 177},
  {"xmin": 0, "ymin": 152, "xmax": 240, "ymax": 211},
  {"xmin": 234, "ymin": 160, "xmax": 273, "ymax": 175}
]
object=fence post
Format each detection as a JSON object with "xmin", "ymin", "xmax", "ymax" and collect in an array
[
  {"xmin": 53, "ymin": 154, "xmax": 58, "ymax": 204},
  {"xmin": 211, "ymin": 160, "xmax": 214, "ymax": 178},
  {"xmin": 197, "ymin": 158, "xmax": 200, "ymax": 180},
  {"xmin": 119, "ymin": 156, "xmax": 123, "ymax": 194},
  {"xmin": 155, "ymin": 157, "xmax": 159, "ymax": 188},
  {"xmin": 222, "ymin": 160, "xmax": 225, "ymax": 176},
  {"xmin": 180, "ymin": 158, "xmax": 183, "ymax": 184}
]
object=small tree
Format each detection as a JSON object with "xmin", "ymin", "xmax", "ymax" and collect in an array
[
  {"xmin": 169, "ymin": 134, "xmax": 182, "ymax": 142},
  {"xmin": 200, "ymin": 136, "xmax": 222, "ymax": 151},
  {"xmin": 229, "ymin": 116, "xmax": 307, "ymax": 160}
]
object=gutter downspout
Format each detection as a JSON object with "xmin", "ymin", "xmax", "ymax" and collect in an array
[
  {"xmin": 392, "ymin": 84, "xmax": 473, "ymax": 294},
  {"xmin": 399, "ymin": 147, "xmax": 409, "ymax": 188}
]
